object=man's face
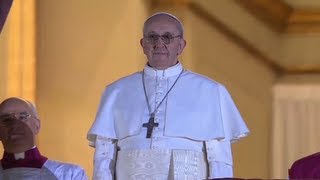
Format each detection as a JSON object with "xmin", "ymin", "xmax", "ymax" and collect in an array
[
  {"xmin": 141, "ymin": 15, "xmax": 186, "ymax": 70},
  {"xmin": 0, "ymin": 99, "xmax": 39, "ymax": 152}
]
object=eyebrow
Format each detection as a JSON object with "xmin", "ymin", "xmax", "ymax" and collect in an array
[
  {"xmin": 146, "ymin": 31, "xmax": 157, "ymax": 35},
  {"xmin": 146, "ymin": 31, "xmax": 175, "ymax": 35},
  {"xmin": 0, "ymin": 111, "xmax": 29, "ymax": 116}
]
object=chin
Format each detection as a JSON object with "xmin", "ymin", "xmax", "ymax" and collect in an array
[
  {"xmin": 152, "ymin": 64, "xmax": 167, "ymax": 70},
  {"xmin": 150, "ymin": 60, "xmax": 168, "ymax": 67},
  {"xmin": 9, "ymin": 139, "xmax": 25, "ymax": 145}
]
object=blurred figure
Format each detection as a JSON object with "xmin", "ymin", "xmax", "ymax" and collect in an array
[
  {"xmin": 289, "ymin": 152, "xmax": 320, "ymax": 179},
  {"xmin": 0, "ymin": 0, "xmax": 13, "ymax": 33},
  {"xmin": 0, "ymin": 97, "xmax": 88, "ymax": 179}
]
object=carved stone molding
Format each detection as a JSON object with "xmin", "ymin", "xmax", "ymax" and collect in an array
[{"xmin": 235, "ymin": 0, "xmax": 320, "ymax": 33}]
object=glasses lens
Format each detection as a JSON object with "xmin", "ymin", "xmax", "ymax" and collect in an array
[
  {"xmin": 146, "ymin": 35, "xmax": 158, "ymax": 44},
  {"xmin": 18, "ymin": 112, "xmax": 31, "ymax": 121},
  {"xmin": 161, "ymin": 35, "xmax": 171, "ymax": 44},
  {"xmin": 0, "ymin": 115, "xmax": 13, "ymax": 126}
]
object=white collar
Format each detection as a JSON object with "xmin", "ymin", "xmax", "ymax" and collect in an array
[
  {"xmin": 14, "ymin": 152, "xmax": 25, "ymax": 160},
  {"xmin": 143, "ymin": 62, "xmax": 183, "ymax": 77},
  {"xmin": 13, "ymin": 146, "xmax": 36, "ymax": 160}
]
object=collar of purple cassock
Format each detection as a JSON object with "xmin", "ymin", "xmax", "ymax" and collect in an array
[
  {"xmin": 1, "ymin": 147, "xmax": 48, "ymax": 170},
  {"xmin": 0, "ymin": 0, "xmax": 14, "ymax": 33}
]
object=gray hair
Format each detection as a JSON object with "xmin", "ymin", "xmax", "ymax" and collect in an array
[{"xmin": 143, "ymin": 12, "xmax": 184, "ymax": 38}]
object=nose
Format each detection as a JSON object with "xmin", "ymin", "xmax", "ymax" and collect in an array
[{"xmin": 153, "ymin": 37, "xmax": 166, "ymax": 48}]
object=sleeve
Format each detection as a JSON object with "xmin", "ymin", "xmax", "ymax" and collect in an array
[
  {"xmin": 205, "ymin": 139, "xmax": 233, "ymax": 178},
  {"xmin": 92, "ymin": 135, "xmax": 117, "ymax": 180},
  {"xmin": 72, "ymin": 167, "xmax": 89, "ymax": 180}
]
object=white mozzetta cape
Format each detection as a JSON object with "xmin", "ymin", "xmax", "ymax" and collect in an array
[{"xmin": 88, "ymin": 64, "xmax": 249, "ymax": 142}]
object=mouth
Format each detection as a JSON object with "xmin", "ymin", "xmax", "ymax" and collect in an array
[
  {"xmin": 152, "ymin": 49, "xmax": 167, "ymax": 54},
  {"xmin": 9, "ymin": 130, "xmax": 25, "ymax": 136},
  {"xmin": 153, "ymin": 52, "xmax": 168, "ymax": 56},
  {"xmin": 9, "ymin": 133, "xmax": 25, "ymax": 140}
]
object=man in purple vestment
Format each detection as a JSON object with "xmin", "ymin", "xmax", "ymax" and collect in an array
[
  {"xmin": 0, "ymin": 97, "xmax": 88, "ymax": 179},
  {"xmin": 0, "ymin": 0, "xmax": 13, "ymax": 33}
]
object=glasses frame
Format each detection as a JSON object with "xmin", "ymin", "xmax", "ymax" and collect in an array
[
  {"xmin": 144, "ymin": 34, "xmax": 181, "ymax": 45},
  {"xmin": 0, "ymin": 112, "xmax": 32, "ymax": 127}
]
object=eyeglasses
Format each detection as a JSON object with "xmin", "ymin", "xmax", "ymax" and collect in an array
[
  {"xmin": 144, "ymin": 34, "xmax": 181, "ymax": 44},
  {"xmin": 0, "ymin": 112, "xmax": 32, "ymax": 126}
]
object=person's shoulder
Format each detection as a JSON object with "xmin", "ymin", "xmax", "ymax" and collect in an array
[
  {"xmin": 106, "ymin": 71, "xmax": 142, "ymax": 89},
  {"xmin": 44, "ymin": 159, "xmax": 84, "ymax": 169},
  {"xmin": 44, "ymin": 159, "xmax": 86, "ymax": 175},
  {"xmin": 184, "ymin": 70, "xmax": 223, "ymax": 87}
]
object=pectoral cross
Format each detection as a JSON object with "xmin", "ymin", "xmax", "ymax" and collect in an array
[{"xmin": 142, "ymin": 114, "xmax": 159, "ymax": 138}]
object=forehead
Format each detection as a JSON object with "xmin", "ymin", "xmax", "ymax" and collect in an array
[
  {"xmin": 144, "ymin": 15, "xmax": 180, "ymax": 34},
  {"xmin": 0, "ymin": 99, "xmax": 31, "ymax": 115}
]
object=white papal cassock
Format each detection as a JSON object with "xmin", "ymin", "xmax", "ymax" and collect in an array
[
  {"xmin": 0, "ymin": 147, "xmax": 88, "ymax": 180},
  {"xmin": 88, "ymin": 62, "xmax": 249, "ymax": 180}
]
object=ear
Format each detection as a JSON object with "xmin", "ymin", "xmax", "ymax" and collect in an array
[
  {"xmin": 140, "ymin": 38, "xmax": 148, "ymax": 55},
  {"xmin": 177, "ymin": 39, "xmax": 186, "ymax": 55},
  {"xmin": 0, "ymin": 127, "xmax": 7, "ymax": 142},
  {"xmin": 140, "ymin": 38, "xmax": 144, "ymax": 48}
]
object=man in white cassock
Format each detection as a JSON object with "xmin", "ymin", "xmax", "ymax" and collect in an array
[
  {"xmin": 87, "ymin": 12, "xmax": 249, "ymax": 180},
  {"xmin": 0, "ymin": 97, "xmax": 88, "ymax": 180}
]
